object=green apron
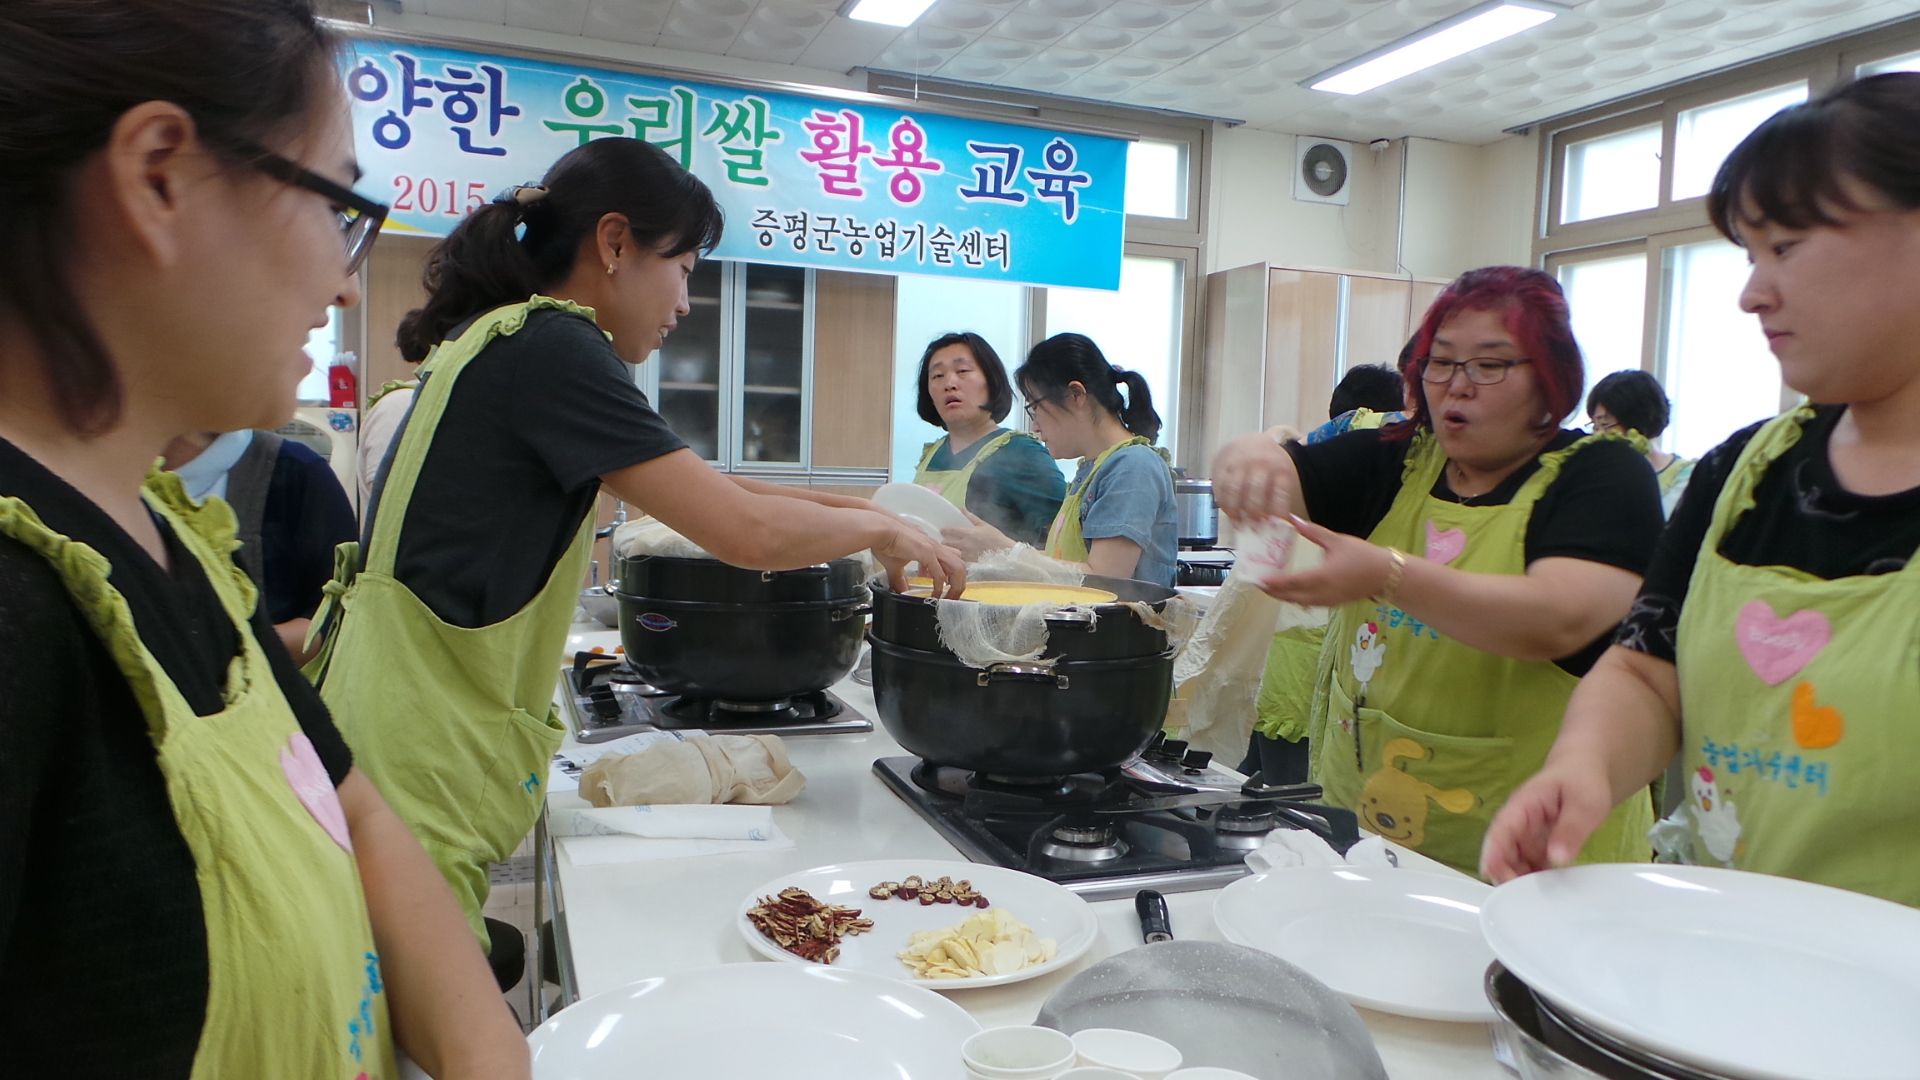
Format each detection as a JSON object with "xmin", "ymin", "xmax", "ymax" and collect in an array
[
  {"xmin": 914, "ymin": 429, "xmax": 1020, "ymax": 512},
  {"xmin": 310, "ymin": 297, "xmax": 593, "ymax": 944},
  {"xmin": 1675, "ymin": 408, "xmax": 1920, "ymax": 905},
  {"xmin": 0, "ymin": 474, "xmax": 394, "ymax": 1080},
  {"xmin": 1308, "ymin": 431, "xmax": 1654, "ymax": 875},
  {"xmin": 1255, "ymin": 409, "xmax": 1399, "ymax": 742},
  {"xmin": 1046, "ymin": 435, "xmax": 1152, "ymax": 563}
]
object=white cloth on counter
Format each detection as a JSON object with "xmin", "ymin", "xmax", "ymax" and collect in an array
[
  {"xmin": 580, "ymin": 733, "xmax": 806, "ymax": 806},
  {"xmin": 551, "ymin": 804, "xmax": 795, "ymax": 866},
  {"xmin": 1245, "ymin": 830, "xmax": 1474, "ymax": 881},
  {"xmin": 548, "ymin": 729, "xmax": 706, "ymax": 794}
]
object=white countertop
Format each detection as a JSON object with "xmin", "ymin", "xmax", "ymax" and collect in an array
[{"xmin": 550, "ymin": 626, "xmax": 1504, "ymax": 1080}]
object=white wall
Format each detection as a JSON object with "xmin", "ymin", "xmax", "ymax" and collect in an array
[{"xmin": 1205, "ymin": 126, "xmax": 1539, "ymax": 280}]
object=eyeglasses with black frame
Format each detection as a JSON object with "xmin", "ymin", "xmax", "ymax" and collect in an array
[
  {"xmin": 238, "ymin": 143, "xmax": 389, "ymax": 274},
  {"xmin": 1419, "ymin": 356, "xmax": 1532, "ymax": 386}
]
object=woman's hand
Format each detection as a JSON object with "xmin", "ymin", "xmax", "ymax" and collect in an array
[
  {"xmin": 874, "ymin": 519, "xmax": 968, "ymax": 597},
  {"xmin": 1480, "ymin": 759, "xmax": 1618, "ymax": 882},
  {"xmin": 1212, "ymin": 431, "xmax": 1300, "ymax": 522},
  {"xmin": 1254, "ymin": 517, "xmax": 1391, "ymax": 608},
  {"xmin": 941, "ymin": 511, "xmax": 1017, "ymax": 562}
]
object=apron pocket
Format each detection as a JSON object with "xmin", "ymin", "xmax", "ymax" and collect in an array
[
  {"xmin": 472, "ymin": 706, "xmax": 566, "ymax": 862},
  {"xmin": 1326, "ymin": 681, "xmax": 1518, "ymax": 865}
]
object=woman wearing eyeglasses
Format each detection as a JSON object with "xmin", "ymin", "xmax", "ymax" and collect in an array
[
  {"xmin": 943, "ymin": 333, "xmax": 1178, "ymax": 586},
  {"xmin": 1210, "ymin": 266, "xmax": 1665, "ymax": 875},
  {"xmin": 0, "ymin": 1, "xmax": 523, "ymax": 1076}
]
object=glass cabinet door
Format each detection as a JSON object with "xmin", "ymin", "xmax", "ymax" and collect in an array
[
  {"xmin": 656, "ymin": 259, "xmax": 724, "ymax": 461},
  {"xmin": 738, "ymin": 263, "xmax": 807, "ymax": 464}
]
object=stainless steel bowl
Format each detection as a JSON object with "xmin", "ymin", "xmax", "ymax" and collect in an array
[{"xmin": 579, "ymin": 582, "xmax": 618, "ymax": 627}]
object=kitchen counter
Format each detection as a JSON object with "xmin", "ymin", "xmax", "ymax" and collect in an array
[{"xmin": 547, "ymin": 627, "xmax": 1504, "ymax": 1080}]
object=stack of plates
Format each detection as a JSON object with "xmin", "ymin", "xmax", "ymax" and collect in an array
[{"xmin": 1480, "ymin": 864, "xmax": 1920, "ymax": 1080}]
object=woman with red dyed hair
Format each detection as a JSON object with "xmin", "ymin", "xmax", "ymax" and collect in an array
[{"xmin": 1211, "ymin": 265, "xmax": 1664, "ymax": 874}]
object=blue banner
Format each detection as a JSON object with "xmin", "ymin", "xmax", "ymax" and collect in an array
[{"xmin": 342, "ymin": 38, "xmax": 1126, "ymax": 290}]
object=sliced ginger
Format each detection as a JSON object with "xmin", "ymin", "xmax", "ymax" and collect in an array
[{"xmin": 897, "ymin": 907, "xmax": 1058, "ymax": 980}]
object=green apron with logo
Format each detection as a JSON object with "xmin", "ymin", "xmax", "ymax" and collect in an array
[
  {"xmin": 914, "ymin": 430, "xmax": 1020, "ymax": 512},
  {"xmin": 1046, "ymin": 435, "xmax": 1152, "ymax": 563},
  {"xmin": 1308, "ymin": 431, "xmax": 1654, "ymax": 875},
  {"xmin": 1675, "ymin": 408, "xmax": 1920, "ymax": 905},
  {"xmin": 0, "ymin": 474, "xmax": 394, "ymax": 1079},
  {"xmin": 309, "ymin": 297, "xmax": 593, "ymax": 945},
  {"xmin": 1255, "ymin": 409, "xmax": 1400, "ymax": 742}
]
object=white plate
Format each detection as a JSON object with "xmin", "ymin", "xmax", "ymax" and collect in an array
[
  {"xmin": 737, "ymin": 859, "xmax": 1099, "ymax": 989},
  {"xmin": 875, "ymin": 482, "xmax": 971, "ymax": 532},
  {"xmin": 1482, "ymin": 864, "xmax": 1920, "ymax": 1080},
  {"xmin": 1213, "ymin": 867, "xmax": 1496, "ymax": 1023},
  {"xmin": 528, "ymin": 962, "xmax": 979, "ymax": 1079}
]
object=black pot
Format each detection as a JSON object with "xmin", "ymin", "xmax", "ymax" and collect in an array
[
  {"xmin": 869, "ymin": 636, "xmax": 1175, "ymax": 776},
  {"xmin": 617, "ymin": 592, "xmax": 869, "ymax": 701},
  {"xmin": 617, "ymin": 553, "xmax": 868, "ymax": 604},
  {"xmin": 868, "ymin": 573, "xmax": 1176, "ymax": 662}
]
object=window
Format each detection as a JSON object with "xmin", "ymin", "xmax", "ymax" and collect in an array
[
  {"xmin": 1556, "ymin": 253, "xmax": 1647, "ymax": 419},
  {"xmin": 1658, "ymin": 239, "xmax": 1781, "ymax": 458},
  {"xmin": 1672, "ymin": 83, "xmax": 1807, "ymax": 202},
  {"xmin": 1562, "ymin": 124, "xmax": 1661, "ymax": 223},
  {"xmin": 300, "ymin": 307, "xmax": 338, "ymax": 403},
  {"xmin": 890, "ymin": 274, "xmax": 1027, "ymax": 482},
  {"xmin": 1046, "ymin": 255, "xmax": 1186, "ymax": 456},
  {"xmin": 1125, "ymin": 140, "xmax": 1188, "ymax": 219},
  {"xmin": 1859, "ymin": 49, "xmax": 1920, "ymax": 76}
]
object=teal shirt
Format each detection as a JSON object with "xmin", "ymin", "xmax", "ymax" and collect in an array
[{"xmin": 926, "ymin": 428, "xmax": 1065, "ymax": 547}]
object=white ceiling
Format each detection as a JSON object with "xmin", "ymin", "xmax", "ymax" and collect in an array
[{"xmin": 399, "ymin": 0, "xmax": 1918, "ymax": 143}]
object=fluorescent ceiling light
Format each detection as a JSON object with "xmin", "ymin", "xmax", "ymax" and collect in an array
[
  {"xmin": 842, "ymin": 0, "xmax": 939, "ymax": 27},
  {"xmin": 1307, "ymin": 1, "xmax": 1562, "ymax": 96}
]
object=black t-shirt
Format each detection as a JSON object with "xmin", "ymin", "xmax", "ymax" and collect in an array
[
  {"xmin": 1617, "ymin": 406, "xmax": 1920, "ymax": 663},
  {"xmin": 1286, "ymin": 428, "xmax": 1665, "ymax": 674},
  {"xmin": 0, "ymin": 437, "xmax": 352, "ymax": 1077},
  {"xmin": 385, "ymin": 308, "xmax": 687, "ymax": 628},
  {"xmin": 261, "ymin": 439, "xmax": 358, "ymax": 624}
]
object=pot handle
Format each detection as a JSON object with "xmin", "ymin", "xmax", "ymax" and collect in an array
[
  {"xmin": 976, "ymin": 662, "xmax": 1070, "ymax": 689},
  {"xmin": 829, "ymin": 600, "xmax": 873, "ymax": 622}
]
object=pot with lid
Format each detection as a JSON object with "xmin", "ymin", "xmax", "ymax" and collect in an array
[
  {"xmin": 867, "ymin": 574, "xmax": 1179, "ymax": 776},
  {"xmin": 1175, "ymin": 478, "xmax": 1217, "ymax": 548},
  {"xmin": 615, "ymin": 553, "xmax": 869, "ymax": 702}
]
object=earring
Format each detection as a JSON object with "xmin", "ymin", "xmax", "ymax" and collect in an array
[{"xmin": 606, "ymin": 263, "xmax": 617, "ymax": 275}]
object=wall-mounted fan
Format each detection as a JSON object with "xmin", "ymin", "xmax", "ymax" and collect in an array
[{"xmin": 1294, "ymin": 137, "xmax": 1353, "ymax": 205}]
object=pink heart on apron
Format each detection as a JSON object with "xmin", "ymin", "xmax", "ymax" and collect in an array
[
  {"xmin": 1735, "ymin": 600, "xmax": 1831, "ymax": 685},
  {"xmin": 1424, "ymin": 521, "xmax": 1467, "ymax": 564},
  {"xmin": 281, "ymin": 731, "xmax": 354, "ymax": 853}
]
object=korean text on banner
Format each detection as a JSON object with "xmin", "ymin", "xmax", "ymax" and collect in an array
[{"xmin": 343, "ymin": 38, "xmax": 1127, "ymax": 290}]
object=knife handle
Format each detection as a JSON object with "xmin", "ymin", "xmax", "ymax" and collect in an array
[{"xmin": 1135, "ymin": 889, "xmax": 1173, "ymax": 943}]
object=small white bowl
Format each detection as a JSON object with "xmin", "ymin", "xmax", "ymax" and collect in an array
[
  {"xmin": 1166, "ymin": 1069, "xmax": 1260, "ymax": 1080},
  {"xmin": 963, "ymin": 1026, "xmax": 1078, "ymax": 1079},
  {"xmin": 1058, "ymin": 1069, "xmax": 1141, "ymax": 1080},
  {"xmin": 1071, "ymin": 1029, "xmax": 1183, "ymax": 1080}
]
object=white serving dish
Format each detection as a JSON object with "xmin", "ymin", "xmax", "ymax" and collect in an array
[
  {"xmin": 737, "ymin": 859, "xmax": 1099, "ymax": 990},
  {"xmin": 1481, "ymin": 864, "xmax": 1920, "ymax": 1080},
  {"xmin": 875, "ymin": 482, "xmax": 972, "ymax": 534},
  {"xmin": 526, "ymin": 961, "xmax": 980, "ymax": 1079},
  {"xmin": 1213, "ymin": 866, "xmax": 1497, "ymax": 1023}
]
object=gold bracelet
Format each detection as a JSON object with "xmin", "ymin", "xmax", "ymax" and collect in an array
[{"xmin": 1376, "ymin": 547, "xmax": 1408, "ymax": 606}]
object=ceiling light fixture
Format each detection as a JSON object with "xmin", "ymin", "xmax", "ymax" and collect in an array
[
  {"xmin": 842, "ymin": 0, "xmax": 939, "ymax": 28},
  {"xmin": 1305, "ymin": 0, "xmax": 1565, "ymax": 96}
]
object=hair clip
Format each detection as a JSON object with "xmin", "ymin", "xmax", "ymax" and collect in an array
[{"xmin": 495, "ymin": 184, "xmax": 550, "ymax": 207}]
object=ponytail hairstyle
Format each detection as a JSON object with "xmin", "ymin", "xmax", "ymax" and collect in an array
[
  {"xmin": 0, "ymin": 0, "xmax": 337, "ymax": 434},
  {"xmin": 396, "ymin": 136, "xmax": 724, "ymax": 362},
  {"xmin": 1016, "ymin": 332, "xmax": 1162, "ymax": 444}
]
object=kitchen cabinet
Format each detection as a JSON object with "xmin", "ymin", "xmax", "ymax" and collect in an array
[{"xmin": 1194, "ymin": 263, "xmax": 1447, "ymax": 474}]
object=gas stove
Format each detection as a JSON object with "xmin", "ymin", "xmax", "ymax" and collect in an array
[
  {"xmin": 873, "ymin": 734, "xmax": 1358, "ymax": 901},
  {"xmin": 560, "ymin": 652, "xmax": 873, "ymax": 742}
]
